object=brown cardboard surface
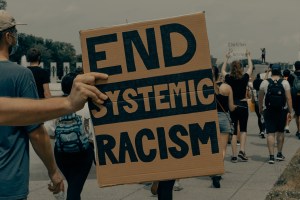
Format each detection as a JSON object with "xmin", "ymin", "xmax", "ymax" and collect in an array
[{"xmin": 80, "ymin": 12, "xmax": 224, "ymax": 187}]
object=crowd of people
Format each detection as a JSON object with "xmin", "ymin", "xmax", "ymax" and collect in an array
[{"xmin": 1, "ymin": 9, "xmax": 300, "ymax": 200}]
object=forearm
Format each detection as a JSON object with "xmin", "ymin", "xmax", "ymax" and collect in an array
[
  {"xmin": 29, "ymin": 126, "xmax": 58, "ymax": 175},
  {"xmin": 221, "ymin": 58, "xmax": 228, "ymax": 76},
  {"xmin": 258, "ymin": 90, "xmax": 264, "ymax": 113},
  {"xmin": 246, "ymin": 56, "xmax": 253, "ymax": 75},
  {"xmin": 0, "ymin": 97, "xmax": 73, "ymax": 126}
]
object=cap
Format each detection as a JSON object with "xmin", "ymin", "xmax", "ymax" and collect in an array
[
  {"xmin": 0, "ymin": 10, "xmax": 26, "ymax": 32},
  {"xmin": 271, "ymin": 64, "xmax": 281, "ymax": 72}
]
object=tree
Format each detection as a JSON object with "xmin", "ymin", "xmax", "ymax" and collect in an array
[{"xmin": 0, "ymin": 0, "xmax": 7, "ymax": 10}]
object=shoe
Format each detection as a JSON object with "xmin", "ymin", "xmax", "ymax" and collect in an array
[
  {"xmin": 296, "ymin": 132, "xmax": 300, "ymax": 137},
  {"xmin": 269, "ymin": 155, "xmax": 275, "ymax": 164},
  {"xmin": 276, "ymin": 153, "xmax": 285, "ymax": 161},
  {"xmin": 260, "ymin": 132, "xmax": 265, "ymax": 138},
  {"xmin": 150, "ymin": 181, "xmax": 159, "ymax": 195},
  {"xmin": 231, "ymin": 156, "xmax": 238, "ymax": 163},
  {"xmin": 237, "ymin": 141, "xmax": 240, "ymax": 146},
  {"xmin": 238, "ymin": 151, "xmax": 248, "ymax": 162},
  {"xmin": 173, "ymin": 181, "xmax": 183, "ymax": 191},
  {"xmin": 211, "ymin": 176, "xmax": 221, "ymax": 188}
]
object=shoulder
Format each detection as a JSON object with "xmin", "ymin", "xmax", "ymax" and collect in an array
[
  {"xmin": 281, "ymin": 79, "xmax": 290, "ymax": 90},
  {"xmin": 260, "ymin": 79, "xmax": 269, "ymax": 90},
  {"xmin": 219, "ymin": 83, "xmax": 231, "ymax": 95}
]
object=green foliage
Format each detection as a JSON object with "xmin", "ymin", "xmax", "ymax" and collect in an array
[
  {"xmin": 10, "ymin": 33, "xmax": 77, "ymax": 78},
  {"xmin": 0, "ymin": 0, "xmax": 7, "ymax": 10}
]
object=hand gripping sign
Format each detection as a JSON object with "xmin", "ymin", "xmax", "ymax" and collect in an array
[{"xmin": 80, "ymin": 12, "xmax": 224, "ymax": 187}]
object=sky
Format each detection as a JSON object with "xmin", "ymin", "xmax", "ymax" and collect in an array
[{"xmin": 7, "ymin": 0, "xmax": 300, "ymax": 64}]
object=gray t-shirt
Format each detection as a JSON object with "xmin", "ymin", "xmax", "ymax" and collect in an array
[{"xmin": 0, "ymin": 61, "xmax": 40, "ymax": 199}]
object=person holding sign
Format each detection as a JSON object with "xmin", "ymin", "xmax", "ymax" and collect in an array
[
  {"xmin": 221, "ymin": 50, "xmax": 253, "ymax": 163},
  {"xmin": 0, "ymin": 10, "xmax": 108, "ymax": 200}
]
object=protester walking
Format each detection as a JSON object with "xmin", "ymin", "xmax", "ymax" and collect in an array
[
  {"xmin": 48, "ymin": 73, "xmax": 95, "ymax": 200},
  {"xmin": 0, "ymin": 10, "xmax": 64, "ymax": 199},
  {"xmin": 288, "ymin": 61, "xmax": 300, "ymax": 138},
  {"xmin": 211, "ymin": 66, "xmax": 237, "ymax": 187},
  {"xmin": 253, "ymin": 73, "xmax": 265, "ymax": 138},
  {"xmin": 221, "ymin": 50, "xmax": 253, "ymax": 162},
  {"xmin": 258, "ymin": 64, "xmax": 293, "ymax": 164},
  {"xmin": 27, "ymin": 47, "xmax": 51, "ymax": 98}
]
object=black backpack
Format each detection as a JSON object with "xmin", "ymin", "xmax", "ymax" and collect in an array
[{"xmin": 265, "ymin": 78, "xmax": 286, "ymax": 110}]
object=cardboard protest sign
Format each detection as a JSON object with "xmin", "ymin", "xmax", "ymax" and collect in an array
[
  {"xmin": 228, "ymin": 41, "xmax": 247, "ymax": 60},
  {"xmin": 80, "ymin": 12, "xmax": 224, "ymax": 187}
]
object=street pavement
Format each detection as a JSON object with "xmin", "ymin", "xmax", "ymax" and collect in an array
[{"xmin": 28, "ymin": 112, "xmax": 299, "ymax": 200}]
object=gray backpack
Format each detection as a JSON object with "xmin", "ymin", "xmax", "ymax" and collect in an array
[{"xmin": 291, "ymin": 73, "xmax": 300, "ymax": 93}]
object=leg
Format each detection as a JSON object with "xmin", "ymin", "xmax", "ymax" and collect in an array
[
  {"xmin": 157, "ymin": 180, "xmax": 176, "ymax": 200},
  {"xmin": 66, "ymin": 146, "xmax": 94, "ymax": 200},
  {"xmin": 267, "ymin": 133, "xmax": 275, "ymax": 156},
  {"xmin": 220, "ymin": 133, "xmax": 229, "ymax": 159},
  {"xmin": 276, "ymin": 132, "xmax": 285, "ymax": 154}
]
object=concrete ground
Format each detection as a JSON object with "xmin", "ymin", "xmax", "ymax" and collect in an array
[{"xmin": 28, "ymin": 111, "xmax": 299, "ymax": 200}]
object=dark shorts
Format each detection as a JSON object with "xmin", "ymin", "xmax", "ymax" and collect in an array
[
  {"xmin": 230, "ymin": 101, "xmax": 249, "ymax": 135},
  {"xmin": 264, "ymin": 109, "xmax": 287, "ymax": 133},
  {"xmin": 292, "ymin": 91, "xmax": 300, "ymax": 116}
]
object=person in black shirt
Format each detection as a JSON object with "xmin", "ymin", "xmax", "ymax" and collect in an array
[
  {"xmin": 221, "ymin": 50, "xmax": 253, "ymax": 163},
  {"xmin": 27, "ymin": 48, "xmax": 51, "ymax": 98},
  {"xmin": 288, "ymin": 61, "xmax": 300, "ymax": 138},
  {"xmin": 253, "ymin": 73, "xmax": 265, "ymax": 138}
]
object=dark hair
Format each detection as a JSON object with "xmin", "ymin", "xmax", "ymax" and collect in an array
[
  {"xmin": 0, "ymin": 26, "xmax": 17, "ymax": 40},
  {"xmin": 61, "ymin": 73, "xmax": 78, "ymax": 95},
  {"xmin": 271, "ymin": 64, "xmax": 282, "ymax": 76},
  {"xmin": 283, "ymin": 69, "xmax": 290, "ymax": 77},
  {"xmin": 26, "ymin": 48, "xmax": 41, "ymax": 62},
  {"xmin": 256, "ymin": 73, "xmax": 260, "ymax": 79},
  {"xmin": 295, "ymin": 61, "xmax": 300, "ymax": 70}
]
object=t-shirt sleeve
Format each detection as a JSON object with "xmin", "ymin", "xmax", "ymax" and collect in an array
[
  {"xmin": 41, "ymin": 69, "xmax": 50, "ymax": 84},
  {"xmin": 243, "ymin": 73, "xmax": 250, "ymax": 82},
  {"xmin": 225, "ymin": 74, "xmax": 230, "ymax": 83},
  {"xmin": 19, "ymin": 69, "xmax": 41, "ymax": 133},
  {"xmin": 282, "ymin": 80, "xmax": 291, "ymax": 91},
  {"xmin": 259, "ymin": 80, "xmax": 268, "ymax": 93}
]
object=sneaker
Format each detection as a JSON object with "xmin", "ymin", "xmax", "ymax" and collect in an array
[
  {"xmin": 150, "ymin": 181, "xmax": 159, "ymax": 195},
  {"xmin": 238, "ymin": 151, "xmax": 248, "ymax": 162},
  {"xmin": 211, "ymin": 176, "xmax": 221, "ymax": 188},
  {"xmin": 231, "ymin": 156, "xmax": 238, "ymax": 163},
  {"xmin": 276, "ymin": 153, "xmax": 285, "ymax": 161},
  {"xmin": 284, "ymin": 129, "xmax": 290, "ymax": 134},
  {"xmin": 173, "ymin": 181, "xmax": 183, "ymax": 191},
  {"xmin": 296, "ymin": 132, "xmax": 300, "ymax": 137},
  {"xmin": 269, "ymin": 155, "xmax": 275, "ymax": 164},
  {"xmin": 237, "ymin": 141, "xmax": 240, "ymax": 146},
  {"xmin": 260, "ymin": 132, "xmax": 265, "ymax": 138}
]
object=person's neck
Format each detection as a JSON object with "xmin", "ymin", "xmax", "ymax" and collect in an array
[
  {"xmin": 30, "ymin": 61, "xmax": 40, "ymax": 67},
  {"xmin": 0, "ymin": 50, "xmax": 9, "ymax": 61}
]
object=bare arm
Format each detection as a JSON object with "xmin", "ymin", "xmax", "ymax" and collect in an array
[
  {"xmin": 221, "ymin": 52, "xmax": 231, "ymax": 77},
  {"xmin": 43, "ymin": 83, "xmax": 52, "ymax": 98},
  {"xmin": 0, "ymin": 72, "xmax": 108, "ymax": 126},
  {"xmin": 245, "ymin": 50, "xmax": 253, "ymax": 76},
  {"xmin": 285, "ymin": 90, "xmax": 293, "ymax": 114},
  {"xmin": 226, "ymin": 84, "xmax": 236, "ymax": 112},
  {"xmin": 29, "ymin": 125, "xmax": 64, "ymax": 194}
]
